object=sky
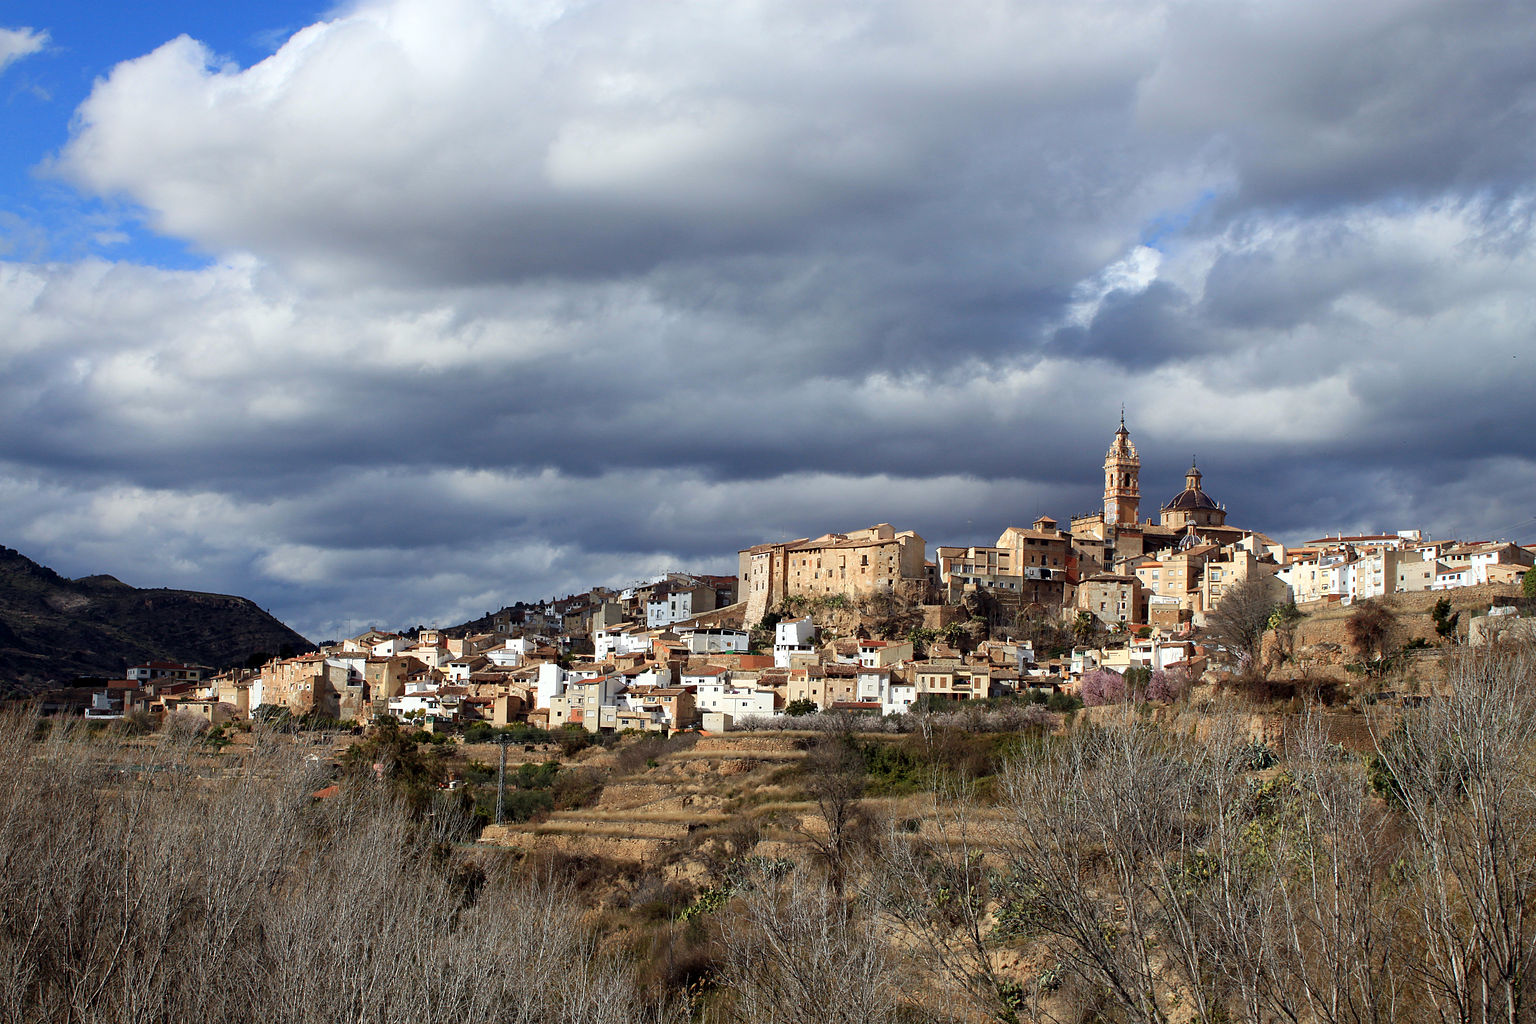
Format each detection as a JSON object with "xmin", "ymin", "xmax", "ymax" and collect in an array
[{"xmin": 2, "ymin": 0, "xmax": 1535, "ymax": 641}]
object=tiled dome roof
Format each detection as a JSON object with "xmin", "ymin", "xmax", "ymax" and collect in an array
[{"xmin": 1163, "ymin": 487, "xmax": 1220, "ymax": 512}]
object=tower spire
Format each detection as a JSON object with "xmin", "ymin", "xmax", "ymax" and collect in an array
[{"xmin": 1103, "ymin": 415, "xmax": 1140, "ymax": 526}]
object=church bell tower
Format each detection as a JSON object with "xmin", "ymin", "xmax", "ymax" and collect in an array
[{"xmin": 1103, "ymin": 413, "xmax": 1140, "ymax": 526}]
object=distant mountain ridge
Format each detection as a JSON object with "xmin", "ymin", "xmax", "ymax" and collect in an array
[{"xmin": 0, "ymin": 545, "xmax": 312, "ymax": 690}]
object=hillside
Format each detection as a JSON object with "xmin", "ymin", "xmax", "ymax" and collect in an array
[{"xmin": 0, "ymin": 545, "xmax": 312, "ymax": 689}]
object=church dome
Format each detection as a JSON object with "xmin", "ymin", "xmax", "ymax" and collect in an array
[
  {"xmin": 1162, "ymin": 458, "xmax": 1219, "ymax": 513},
  {"xmin": 1163, "ymin": 487, "xmax": 1220, "ymax": 512}
]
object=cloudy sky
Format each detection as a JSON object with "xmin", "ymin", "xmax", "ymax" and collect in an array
[{"xmin": 2, "ymin": 0, "xmax": 1534, "ymax": 639}]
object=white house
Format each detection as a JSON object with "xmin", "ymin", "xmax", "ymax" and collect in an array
[
  {"xmin": 646, "ymin": 583, "xmax": 716, "ymax": 628},
  {"xmin": 857, "ymin": 640, "xmax": 914, "ymax": 669},
  {"xmin": 1458, "ymin": 542, "xmax": 1535, "ymax": 583},
  {"xmin": 1070, "ymin": 648, "xmax": 1103, "ymax": 676},
  {"xmin": 325, "ymin": 654, "xmax": 366, "ymax": 685},
  {"xmin": 595, "ymin": 627, "xmax": 654, "ymax": 661},
  {"xmin": 370, "ymin": 636, "xmax": 407, "ymax": 658},
  {"xmin": 682, "ymin": 665, "xmax": 731, "ymax": 704},
  {"xmin": 774, "ymin": 617, "xmax": 818, "ymax": 668},
  {"xmin": 1432, "ymin": 567, "xmax": 1473, "ymax": 590},
  {"xmin": 486, "ymin": 636, "xmax": 545, "ymax": 667},
  {"xmin": 687, "ymin": 666, "xmax": 775, "ymax": 718},
  {"xmin": 486, "ymin": 647, "xmax": 522, "ymax": 668},
  {"xmin": 884, "ymin": 678, "xmax": 918, "ymax": 716},
  {"xmin": 83, "ymin": 691, "xmax": 125, "ymax": 721},
  {"xmin": 388, "ymin": 686, "xmax": 465, "ymax": 721},
  {"xmin": 856, "ymin": 667, "xmax": 900, "ymax": 710},
  {"xmin": 446, "ymin": 656, "xmax": 487, "ymax": 684},
  {"xmin": 534, "ymin": 663, "xmax": 567, "ymax": 709},
  {"xmin": 1152, "ymin": 641, "xmax": 1196, "ymax": 671},
  {"xmin": 620, "ymin": 663, "xmax": 673, "ymax": 690},
  {"xmin": 680, "ymin": 627, "xmax": 750, "ymax": 655},
  {"xmin": 710, "ymin": 687, "xmax": 776, "ymax": 718}
]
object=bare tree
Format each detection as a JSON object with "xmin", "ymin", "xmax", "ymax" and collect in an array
[
  {"xmin": 878, "ymin": 771, "xmax": 1024, "ymax": 1022},
  {"xmin": 1261, "ymin": 705, "xmax": 1403, "ymax": 1024},
  {"xmin": 793, "ymin": 737, "xmax": 872, "ymax": 899},
  {"xmin": 0, "ymin": 709, "xmax": 680, "ymax": 1024},
  {"xmin": 1202, "ymin": 577, "xmax": 1280, "ymax": 673},
  {"xmin": 999, "ymin": 705, "xmax": 1219, "ymax": 1024},
  {"xmin": 17, "ymin": 638, "xmax": 1536, "ymax": 1024},
  {"xmin": 1347, "ymin": 602, "xmax": 1397, "ymax": 673},
  {"xmin": 711, "ymin": 866, "xmax": 903, "ymax": 1024},
  {"xmin": 996, "ymin": 704, "xmax": 1389, "ymax": 1024},
  {"xmin": 1370, "ymin": 641, "xmax": 1536, "ymax": 1024}
]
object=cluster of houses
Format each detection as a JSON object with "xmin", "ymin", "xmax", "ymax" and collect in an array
[
  {"xmin": 50, "ymin": 660, "xmax": 224, "ymax": 724},
  {"xmin": 64, "ymin": 611, "xmax": 1206, "ymax": 734},
  {"xmin": 44, "ymin": 422, "xmax": 1534, "ymax": 732}
]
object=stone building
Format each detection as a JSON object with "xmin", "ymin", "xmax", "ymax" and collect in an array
[
  {"xmin": 740, "ymin": 523, "xmax": 928, "ymax": 624},
  {"xmin": 935, "ymin": 515, "xmax": 1072, "ymax": 610},
  {"xmin": 256, "ymin": 653, "xmax": 343, "ymax": 718},
  {"xmin": 1076, "ymin": 573, "xmax": 1143, "ymax": 628}
]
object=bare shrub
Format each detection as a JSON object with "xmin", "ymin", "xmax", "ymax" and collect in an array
[
  {"xmin": 1369, "ymin": 640, "xmax": 1536, "ymax": 1024},
  {"xmin": 735, "ymin": 704, "xmax": 1060, "ymax": 736},
  {"xmin": 1260, "ymin": 705, "xmax": 1402, "ymax": 1024},
  {"xmin": 1000, "ymin": 707, "xmax": 1214, "ymax": 1022},
  {"xmin": 160, "ymin": 708, "xmax": 208, "ymax": 739},
  {"xmin": 997, "ymin": 708, "xmax": 1335, "ymax": 1024},
  {"xmin": 616, "ymin": 730, "xmax": 698, "ymax": 772},
  {"xmin": 878, "ymin": 776, "xmax": 1026, "ymax": 1022},
  {"xmin": 115, "ymin": 706, "xmax": 155, "ymax": 735},
  {"xmin": 1347, "ymin": 601, "xmax": 1397, "ymax": 672},
  {"xmin": 552, "ymin": 765, "xmax": 604, "ymax": 809},
  {"xmin": 792, "ymin": 738, "xmax": 873, "ymax": 898},
  {"xmin": 710, "ymin": 865, "xmax": 903, "ymax": 1024},
  {"xmin": 0, "ymin": 709, "xmax": 678, "ymax": 1024}
]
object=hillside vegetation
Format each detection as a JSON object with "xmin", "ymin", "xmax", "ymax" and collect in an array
[{"xmin": 0, "ymin": 544, "xmax": 312, "ymax": 688}]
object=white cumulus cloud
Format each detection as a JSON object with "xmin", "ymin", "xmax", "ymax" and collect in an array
[{"xmin": 0, "ymin": 0, "xmax": 1532, "ymax": 636}]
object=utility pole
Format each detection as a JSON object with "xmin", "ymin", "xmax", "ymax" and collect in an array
[{"xmin": 495, "ymin": 738, "xmax": 507, "ymax": 825}]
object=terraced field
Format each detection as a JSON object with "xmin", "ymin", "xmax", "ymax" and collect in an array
[
  {"xmin": 479, "ymin": 733, "xmax": 815, "ymax": 861},
  {"xmin": 475, "ymin": 730, "xmax": 1029, "ymax": 870}
]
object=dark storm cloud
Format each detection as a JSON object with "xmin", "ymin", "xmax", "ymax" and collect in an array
[
  {"xmin": 1051, "ymin": 281, "xmax": 1212, "ymax": 368},
  {"xmin": 1138, "ymin": 0, "xmax": 1536, "ymax": 209},
  {"xmin": 1, "ymin": 0, "xmax": 1534, "ymax": 636}
]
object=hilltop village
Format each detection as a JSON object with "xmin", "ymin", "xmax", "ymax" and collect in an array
[{"xmin": 54, "ymin": 420, "xmax": 1536, "ymax": 731}]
